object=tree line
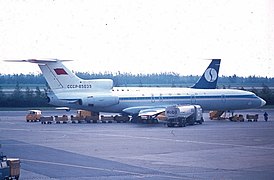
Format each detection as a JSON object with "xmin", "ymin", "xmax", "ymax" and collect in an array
[
  {"xmin": 1, "ymin": 73, "xmax": 274, "ymax": 87},
  {"xmin": 0, "ymin": 83, "xmax": 50, "ymax": 107},
  {"xmin": 0, "ymin": 73, "xmax": 273, "ymax": 107}
]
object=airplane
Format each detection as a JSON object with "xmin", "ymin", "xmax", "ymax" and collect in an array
[{"xmin": 6, "ymin": 59, "xmax": 266, "ymax": 122}]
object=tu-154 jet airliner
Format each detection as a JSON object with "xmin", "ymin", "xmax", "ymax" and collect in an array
[{"xmin": 6, "ymin": 59, "xmax": 266, "ymax": 121}]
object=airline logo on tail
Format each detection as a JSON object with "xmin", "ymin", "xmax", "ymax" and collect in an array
[
  {"xmin": 204, "ymin": 68, "xmax": 217, "ymax": 82},
  {"xmin": 191, "ymin": 59, "xmax": 221, "ymax": 89}
]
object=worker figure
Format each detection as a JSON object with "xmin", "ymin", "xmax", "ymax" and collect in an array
[{"xmin": 264, "ymin": 112, "xmax": 268, "ymax": 121}]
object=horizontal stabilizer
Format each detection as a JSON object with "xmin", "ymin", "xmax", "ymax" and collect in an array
[{"xmin": 4, "ymin": 59, "xmax": 73, "ymax": 64}]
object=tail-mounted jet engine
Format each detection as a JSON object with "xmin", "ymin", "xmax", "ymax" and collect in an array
[{"xmin": 80, "ymin": 95, "xmax": 119, "ymax": 107}]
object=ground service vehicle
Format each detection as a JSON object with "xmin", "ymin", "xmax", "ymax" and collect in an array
[
  {"xmin": 71, "ymin": 110, "xmax": 99, "ymax": 123},
  {"xmin": 55, "ymin": 115, "xmax": 69, "ymax": 123},
  {"xmin": 26, "ymin": 110, "xmax": 42, "ymax": 122},
  {"xmin": 246, "ymin": 114, "xmax": 259, "ymax": 122},
  {"xmin": 76, "ymin": 110, "xmax": 92, "ymax": 119},
  {"xmin": 40, "ymin": 116, "xmax": 54, "ymax": 124},
  {"xmin": 230, "ymin": 114, "xmax": 244, "ymax": 122},
  {"xmin": 0, "ymin": 152, "xmax": 20, "ymax": 180},
  {"xmin": 209, "ymin": 111, "xmax": 225, "ymax": 120},
  {"xmin": 165, "ymin": 105, "xmax": 203, "ymax": 127}
]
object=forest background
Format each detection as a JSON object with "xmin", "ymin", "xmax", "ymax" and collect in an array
[{"xmin": 0, "ymin": 73, "xmax": 273, "ymax": 107}]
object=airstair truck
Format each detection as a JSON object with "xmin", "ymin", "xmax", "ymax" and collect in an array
[{"xmin": 165, "ymin": 105, "xmax": 204, "ymax": 127}]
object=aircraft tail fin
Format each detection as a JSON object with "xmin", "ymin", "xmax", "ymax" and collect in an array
[
  {"xmin": 191, "ymin": 59, "xmax": 221, "ymax": 89},
  {"xmin": 37, "ymin": 59, "xmax": 82, "ymax": 90},
  {"xmin": 5, "ymin": 59, "xmax": 114, "ymax": 93}
]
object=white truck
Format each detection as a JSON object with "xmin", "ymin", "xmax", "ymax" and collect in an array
[{"xmin": 165, "ymin": 105, "xmax": 204, "ymax": 127}]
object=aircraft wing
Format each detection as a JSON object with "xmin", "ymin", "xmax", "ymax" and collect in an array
[
  {"xmin": 138, "ymin": 107, "xmax": 166, "ymax": 117},
  {"xmin": 55, "ymin": 107, "xmax": 70, "ymax": 111}
]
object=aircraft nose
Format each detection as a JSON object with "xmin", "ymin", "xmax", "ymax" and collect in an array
[{"xmin": 260, "ymin": 98, "xmax": 266, "ymax": 107}]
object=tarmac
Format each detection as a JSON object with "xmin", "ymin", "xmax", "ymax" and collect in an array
[{"xmin": 0, "ymin": 108, "xmax": 274, "ymax": 180}]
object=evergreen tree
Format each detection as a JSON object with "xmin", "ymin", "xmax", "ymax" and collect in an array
[
  {"xmin": 251, "ymin": 87, "xmax": 259, "ymax": 95},
  {"xmin": 35, "ymin": 86, "xmax": 42, "ymax": 98},
  {"xmin": 260, "ymin": 84, "xmax": 273, "ymax": 105},
  {"xmin": 0, "ymin": 86, "xmax": 6, "ymax": 106},
  {"xmin": 25, "ymin": 86, "xmax": 34, "ymax": 106},
  {"xmin": 7, "ymin": 82, "xmax": 23, "ymax": 107}
]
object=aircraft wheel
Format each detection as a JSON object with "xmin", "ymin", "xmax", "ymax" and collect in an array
[
  {"xmin": 178, "ymin": 119, "xmax": 183, "ymax": 127},
  {"xmin": 131, "ymin": 115, "xmax": 141, "ymax": 123},
  {"xmin": 152, "ymin": 119, "xmax": 159, "ymax": 124},
  {"xmin": 167, "ymin": 123, "xmax": 174, "ymax": 127},
  {"xmin": 182, "ymin": 120, "xmax": 186, "ymax": 127},
  {"xmin": 147, "ymin": 119, "xmax": 153, "ymax": 124},
  {"xmin": 188, "ymin": 119, "xmax": 195, "ymax": 126}
]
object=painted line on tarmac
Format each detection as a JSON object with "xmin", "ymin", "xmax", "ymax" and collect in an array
[
  {"xmin": 96, "ymin": 133, "xmax": 274, "ymax": 150},
  {"xmin": 2, "ymin": 127, "xmax": 274, "ymax": 151},
  {"xmin": 21, "ymin": 158, "xmax": 184, "ymax": 179},
  {"xmin": 0, "ymin": 128, "xmax": 32, "ymax": 131}
]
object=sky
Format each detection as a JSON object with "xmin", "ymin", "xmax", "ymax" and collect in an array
[{"xmin": 0, "ymin": 0, "xmax": 273, "ymax": 77}]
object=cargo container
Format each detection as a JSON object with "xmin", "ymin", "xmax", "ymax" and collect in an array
[{"xmin": 0, "ymin": 153, "xmax": 20, "ymax": 180}]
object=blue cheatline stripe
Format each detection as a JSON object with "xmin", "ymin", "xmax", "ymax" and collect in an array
[{"xmin": 119, "ymin": 94, "xmax": 257, "ymax": 101}]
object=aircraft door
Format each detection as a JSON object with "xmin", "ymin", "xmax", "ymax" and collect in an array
[
  {"xmin": 159, "ymin": 94, "xmax": 163, "ymax": 102},
  {"xmin": 191, "ymin": 95, "xmax": 196, "ymax": 104},
  {"xmin": 222, "ymin": 94, "xmax": 226, "ymax": 104},
  {"xmin": 151, "ymin": 94, "xmax": 155, "ymax": 103}
]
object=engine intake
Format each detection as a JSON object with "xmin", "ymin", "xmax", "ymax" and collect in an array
[{"xmin": 81, "ymin": 95, "xmax": 119, "ymax": 107}]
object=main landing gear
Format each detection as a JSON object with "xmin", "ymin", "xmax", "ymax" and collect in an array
[{"xmin": 131, "ymin": 115, "xmax": 159, "ymax": 124}]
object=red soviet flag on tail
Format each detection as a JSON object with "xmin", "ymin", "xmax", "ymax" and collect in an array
[{"xmin": 54, "ymin": 68, "xmax": 68, "ymax": 75}]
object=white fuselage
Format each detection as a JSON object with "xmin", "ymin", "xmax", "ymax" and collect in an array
[{"xmin": 48, "ymin": 86, "xmax": 265, "ymax": 114}]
